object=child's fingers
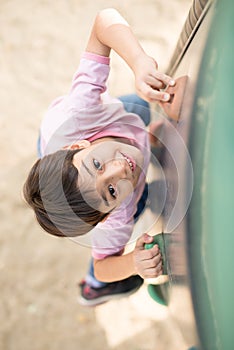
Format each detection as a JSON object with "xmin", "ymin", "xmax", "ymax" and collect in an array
[
  {"xmin": 137, "ymin": 80, "xmax": 175, "ymax": 102},
  {"xmin": 137, "ymin": 244, "xmax": 160, "ymax": 261},
  {"xmin": 141, "ymin": 251, "xmax": 162, "ymax": 269},
  {"xmin": 152, "ymin": 91, "xmax": 171, "ymax": 102},
  {"xmin": 154, "ymin": 71, "xmax": 175, "ymax": 87},
  {"xmin": 143, "ymin": 263, "xmax": 163, "ymax": 278},
  {"xmin": 141, "ymin": 85, "xmax": 171, "ymax": 102},
  {"xmin": 146, "ymin": 76, "xmax": 165, "ymax": 90},
  {"xmin": 135, "ymin": 233, "xmax": 153, "ymax": 250}
]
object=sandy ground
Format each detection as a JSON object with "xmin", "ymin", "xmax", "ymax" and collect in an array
[{"xmin": 0, "ymin": 1, "xmax": 192, "ymax": 349}]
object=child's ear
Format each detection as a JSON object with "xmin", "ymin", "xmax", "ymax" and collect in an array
[{"xmin": 63, "ymin": 140, "xmax": 91, "ymax": 150}]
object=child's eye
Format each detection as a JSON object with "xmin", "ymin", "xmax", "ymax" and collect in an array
[
  {"xmin": 108, "ymin": 185, "xmax": 116, "ymax": 199},
  {"xmin": 93, "ymin": 159, "xmax": 102, "ymax": 171}
]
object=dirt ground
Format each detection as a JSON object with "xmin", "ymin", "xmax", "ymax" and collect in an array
[{"xmin": 0, "ymin": 1, "xmax": 191, "ymax": 349}]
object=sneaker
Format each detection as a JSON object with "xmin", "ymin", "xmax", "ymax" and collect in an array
[{"xmin": 78, "ymin": 275, "xmax": 144, "ymax": 306}]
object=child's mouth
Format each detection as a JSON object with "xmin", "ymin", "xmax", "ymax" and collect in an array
[{"xmin": 121, "ymin": 153, "xmax": 136, "ymax": 172}]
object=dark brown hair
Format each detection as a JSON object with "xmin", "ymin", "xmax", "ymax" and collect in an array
[{"xmin": 23, "ymin": 149, "xmax": 109, "ymax": 237}]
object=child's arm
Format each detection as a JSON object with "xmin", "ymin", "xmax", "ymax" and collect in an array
[
  {"xmin": 93, "ymin": 233, "xmax": 162, "ymax": 282},
  {"xmin": 86, "ymin": 8, "xmax": 175, "ymax": 103}
]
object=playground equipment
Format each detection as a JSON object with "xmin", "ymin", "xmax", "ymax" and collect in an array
[{"xmin": 145, "ymin": 0, "xmax": 234, "ymax": 348}]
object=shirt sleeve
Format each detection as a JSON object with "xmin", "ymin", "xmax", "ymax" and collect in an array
[
  {"xmin": 91, "ymin": 209, "xmax": 135, "ymax": 260},
  {"xmin": 40, "ymin": 52, "xmax": 111, "ymax": 155},
  {"xmin": 67, "ymin": 52, "xmax": 110, "ymax": 110}
]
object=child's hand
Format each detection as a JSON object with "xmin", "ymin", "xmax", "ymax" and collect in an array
[
  {"xmin": 133, "ymin": 52, "xmax": 175, "ymax": 103},
  {"xmin": 133, "ymin": 233, "xmax": 163, "ymax": 279}
]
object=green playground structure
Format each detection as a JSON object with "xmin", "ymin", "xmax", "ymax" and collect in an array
[{"xmin": 145, "ymin": 0, "xmax": 234, "ymax": 349}]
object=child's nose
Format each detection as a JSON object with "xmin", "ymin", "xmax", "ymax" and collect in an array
[{"xmin": 104, "ymin": 160, "xmax": 128, "ymax": 180}]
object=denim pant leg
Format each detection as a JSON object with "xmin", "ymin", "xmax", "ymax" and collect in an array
[
  {"xmin": 118, "ymin": 94, "xmax": 151, "ymax": 126},
  {"xmin": 85, "ymin": 258, "xmax": 107, "ymax": 288},
  {"xmin": 86, "ymin": 94, "xmax": 150, "ymax": 288}
]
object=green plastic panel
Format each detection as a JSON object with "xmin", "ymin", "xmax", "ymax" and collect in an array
[{"xmin": 188, "ymin": 0, "xmax": 234, "ymax": 348}]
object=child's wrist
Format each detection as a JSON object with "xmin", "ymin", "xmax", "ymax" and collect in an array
[
  {"xmin": 130, "ymin": 50, "xmax": 147, "ymax": 73},
  {"xmin": 130, "ymin": 250, "xmax": 138, "ymax": 276}
]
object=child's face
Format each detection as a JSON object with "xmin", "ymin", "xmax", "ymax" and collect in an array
[{"xmin": 72, "ymin": 140, "xmax": 144, "ymax": 213}]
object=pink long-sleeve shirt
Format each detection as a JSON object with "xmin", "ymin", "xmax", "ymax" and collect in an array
[{"xmin": 40, "ymin": 52, "xmax": 150, "ymax": 259}]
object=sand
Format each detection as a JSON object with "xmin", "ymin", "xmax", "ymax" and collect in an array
[{"xmin": 0, "ymin": 1, "xmax": 191, "ymax": 349}]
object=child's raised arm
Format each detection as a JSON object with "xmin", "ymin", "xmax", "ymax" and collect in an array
[{"xmin": 86, "ymin": 8, "xmax": 175, "ymax": 103}]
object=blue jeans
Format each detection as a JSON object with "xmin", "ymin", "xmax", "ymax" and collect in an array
[
  {"xmin": 118, "ymin": 94, "xmax": 150, "ymax": 126},
  {"xmin": 86, "ymin": 94, "xmax": 150, "ymax": 288}
]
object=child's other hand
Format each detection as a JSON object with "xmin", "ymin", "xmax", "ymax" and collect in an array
[
  {"xmin": 133, "ymin": 53, "xmax": 175, "ymax": 103},
  {"xmin": 133, "ymin": 233, "xmax": 163, "ymax": 279}
]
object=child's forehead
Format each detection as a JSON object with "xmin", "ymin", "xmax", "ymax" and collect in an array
[{"xmin": 79, "ymin": 141, "xmax": 120, "ymax": 159}]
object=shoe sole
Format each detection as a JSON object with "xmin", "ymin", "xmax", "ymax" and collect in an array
[{"xmin": 78, "ymin": 283, "xmax": 143, "ymax": 307}]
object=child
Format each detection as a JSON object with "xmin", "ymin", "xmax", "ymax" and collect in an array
[{"xmin": 23, "ymin": 9, "xmax": 175, "ymax": 306}]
